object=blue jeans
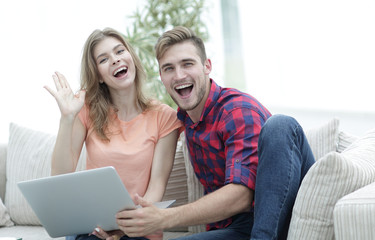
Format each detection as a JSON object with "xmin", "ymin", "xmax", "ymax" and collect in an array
[
  {"xmin": 70, "ymin": 234, "xmax": 148, "ymax": 240},
  {"xmin": 173, "ymin": 115, "xmax": 314, "ymax": 240},
  {"xmin": 171, "ymin": 212, "xmax": 253, "ymax": 240},
  {"xmin": 251, "ymin": 114, "xmax": 315, "ymax": 240}
]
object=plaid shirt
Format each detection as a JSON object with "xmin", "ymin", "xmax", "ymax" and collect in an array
[{"xmin": 177, "ymin": 79, "xmax": 272, "ymax": 231}]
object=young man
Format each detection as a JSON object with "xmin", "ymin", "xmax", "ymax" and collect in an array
[{"xmin": 116, "ymin": 26, "xmax": 315, "ymax": 240}]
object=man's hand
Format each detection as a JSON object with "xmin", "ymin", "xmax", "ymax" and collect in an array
[
  {"xmin": 115, "ymin": 184, "xmax": 252, "ymax": 237},
  {"xmin": 116, "ymin": 194, "xmax": 165, "ymax": 237}
]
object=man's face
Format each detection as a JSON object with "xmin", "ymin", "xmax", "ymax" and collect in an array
[{"xmin": 159, "ymin": 42, "xmax": 211, "ymax": 113}]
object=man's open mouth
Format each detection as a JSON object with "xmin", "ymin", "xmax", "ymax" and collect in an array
[
  {"xmin": 113, "ymin": 67, "xmax": 128, "ymax": 78},
  {"xmin": 175, "ymin": 83, "xmax": 193, "ymax": 97}
]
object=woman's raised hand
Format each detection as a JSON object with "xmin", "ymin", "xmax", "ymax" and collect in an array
[{"xmin": 44, "ymin": 72, "xmax": 86, "ymax": 118}]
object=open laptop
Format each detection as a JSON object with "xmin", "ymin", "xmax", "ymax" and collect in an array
[{"xmin": 17, "ymin": 166, "xmax": 175, "ymax": 238}]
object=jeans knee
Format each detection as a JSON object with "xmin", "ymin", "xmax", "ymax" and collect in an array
[{"xmin": 261, "ymin": 115, "xmax": 299, "ymax": 135}]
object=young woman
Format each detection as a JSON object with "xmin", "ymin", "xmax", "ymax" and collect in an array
[{"xmin": 45, "ymin": 28, "xmax": 182, "ymax": 240}]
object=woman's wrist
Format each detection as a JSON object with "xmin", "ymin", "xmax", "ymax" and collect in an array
[{"xmin": 59, "ymin": 114, "xmax": 76, "ymax": 124}]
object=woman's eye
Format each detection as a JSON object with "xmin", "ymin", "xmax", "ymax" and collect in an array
[
  {"xmin": 99, "ymin": 58, "xmax": 108, "ymax": 64},
  {"xmin": 117, "ymin": 49, "xmax": 125, "ymax": 55}
]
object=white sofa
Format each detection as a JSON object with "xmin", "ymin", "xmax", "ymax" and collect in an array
[{"xmin": 1, "ymin": 118, "xmax": 375, "ymax": 240}]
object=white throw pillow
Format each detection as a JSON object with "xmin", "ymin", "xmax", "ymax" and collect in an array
[
  {"xmin": 287, "ymin": 127, "xmax": 375, "ymax": 240},
  {"xmin": 305, "ymin": 118, "xmax": 340, "ymax": 161},
  {"xmin": 0, "ymin": 198, "xmax": 14, "ymax": 227},
  {"xmin": 337, "ymin": 131, "xmax": 359, "ymax": 153},
  {"xmin": 4, "ymin": 123, "xmax": 56, "ymax": 225}
]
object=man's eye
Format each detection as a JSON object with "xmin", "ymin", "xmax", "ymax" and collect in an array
[{"xmin": 163, "ymin": 67, "xmax": 173, "ymax": 72}]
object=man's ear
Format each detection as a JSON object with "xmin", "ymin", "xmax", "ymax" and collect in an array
[{"xmin": 204, "ymin": 59, "xmax": 212, "ymax": 75}]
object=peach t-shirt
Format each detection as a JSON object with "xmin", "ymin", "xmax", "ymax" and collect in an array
[{"xmin": 78, "ymin": 103, "xmax": 182, "ymax": 201}]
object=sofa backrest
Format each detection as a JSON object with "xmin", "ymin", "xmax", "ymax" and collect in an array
[
  {"xmin": 0, "ymin": 143, "xmax": 7, "ymax": 201},
  {"xmin": 0, "ymin": 143, "xmax": 86, "ymax": 203}
]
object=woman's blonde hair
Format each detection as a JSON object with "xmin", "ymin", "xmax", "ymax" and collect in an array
[{"xmin": 80, "ymin": 27, "xmax": 152, "ymax": 141}]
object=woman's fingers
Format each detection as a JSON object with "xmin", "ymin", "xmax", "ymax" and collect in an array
[
  {"xmin": 55, "ymin": 71, "xmax": 70, "ymax": 89},
  {"xmin": 92, "ymin": 227, "xmax": 111, "ymax": 239},
  {"xmin": 54, "ymin": 71, "xmax": 69, "ymax": 90},
  {"xmin": 50, "ymin": 72, "xmax": 75, "ymax": 98},
  {"xmin": 43, "ymin": 85, "xmax": 57, "ymax": 98},
  {"xmin": 45, "ymin": 72, "xmax": 85, "ymax": 115},
  {"xmin": 52, "ymin": 74, "xmax": 62, "ymax": 91}
]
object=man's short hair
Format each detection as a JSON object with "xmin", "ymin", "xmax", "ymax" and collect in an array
[{"xmin": 155, "ymin": 26, "xmax": 207, "ymax": 64}]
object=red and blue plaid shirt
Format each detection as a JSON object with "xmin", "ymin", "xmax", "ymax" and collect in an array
[{"xmin": 177, "ymin": 79, "xmax": 272, "ymax": 231}]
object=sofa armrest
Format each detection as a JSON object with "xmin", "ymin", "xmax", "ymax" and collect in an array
[
  {"xmin": 0, "ymin": 143, "xmax": 7, "ymax": 201},
  {"xmin": 333, "ymin": 181, "xmax": 375, "ymax": 240}
]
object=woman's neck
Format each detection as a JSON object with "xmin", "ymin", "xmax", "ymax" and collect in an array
[{"xmin": 110, "ymin": 87, "xmax": 142, "ymax": 122}]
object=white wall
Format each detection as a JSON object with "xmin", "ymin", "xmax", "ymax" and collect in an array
[
  {"xmin": 239, "ymin": 0, "xmax": 375, "ymax": 112},
  {"xmin": 0, "ymin": 0, "xmax": 139, "ymax": 143},
  {"xmin": 0, "ymin": 0, "xmax": 374, "ymax": 144},
  {"xmin": 238, "ymin": 0, "xmax": 375, "ymax": 135}
]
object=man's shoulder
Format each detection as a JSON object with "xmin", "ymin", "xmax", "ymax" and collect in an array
[{"xmin": 218, "ymin": 88, "xmax": 265, "ymax": 110}]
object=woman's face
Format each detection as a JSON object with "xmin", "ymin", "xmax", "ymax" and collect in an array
[{"xmin": 94, "ymin": 37, "xmax": 136, "ymax": 92}]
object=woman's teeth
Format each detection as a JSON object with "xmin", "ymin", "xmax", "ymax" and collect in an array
[{"xmin": 113, "ymin": 67, "xmax": 128, "ymax": 77}]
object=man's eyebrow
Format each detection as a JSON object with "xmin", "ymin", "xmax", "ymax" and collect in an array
[
  {"xmin": 96, "ymin": 44, "xmax": 124, "ymax": 61},
  {"xmin": 181, "ymin": 58, "xmax": 196, "ymax": 63},
  {"xmin": 161, "ymin": 58, "xmax": 197, "ymax": 69},
  {"xmin": 161, "ymin": 63, "xmax": 173, "ymax": 69}
]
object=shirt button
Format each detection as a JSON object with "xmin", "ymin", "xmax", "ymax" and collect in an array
[
  {"xmin": 194, "ymin": 144, "xmax": 201, "ymax": 149},
  {"xmin": 235, "ymin": 159, "xmax": 240, "ymax": 163}
]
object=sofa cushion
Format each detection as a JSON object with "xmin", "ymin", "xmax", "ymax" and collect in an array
[
  {"xmin": 0, "ymin": 143, "xmax": 7, "ymax": 201},
  {"xmin": 287, "ymin": 127, "xmax": 375, "ymax": 240},
  {"xmin": 333, "ymin": 181, "xmax": 375, "ymax": 240},
  {"xmin": 0, "ymin": 144, "xmax": 13, "ymax": 227},
  {"xmin": 0, "ymin": 198, "xmax": 14, "ymax": 227},
  {"xmin": 304, "ymin": 118, "xmax": 340, "ymax": 161},
  {"xmin": 0, "ymin": 225, "xmax": 65, "ymax": 239},
  {"xmin": 5, "ymin": 123, "xmax": 56, "ymax": 225}
]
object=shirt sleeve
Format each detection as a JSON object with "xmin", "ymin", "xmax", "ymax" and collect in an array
[
  {"xmin": 220, "ymin": 107, "xmax": 264, "ymax": 191},
  {"xmin": 156, "ymin": 104, "xmax": 184, "ymax": 139}
]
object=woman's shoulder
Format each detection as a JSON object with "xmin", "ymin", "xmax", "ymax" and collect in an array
[
  {"xmin": 78, "ymin": 103, "xmax": 90, "ymax": 122},
  {"xmin": 146, "ymin": 100, "xmax": 176, "ymax": 113},
  {"xmin": 141, "ymin": 102, "xmax": 179, "ymax": 125}
]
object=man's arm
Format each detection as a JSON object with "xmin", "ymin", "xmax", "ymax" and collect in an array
[{"xmin": 116, "ymin": 183, "xmax": 253, "ymax": 237}]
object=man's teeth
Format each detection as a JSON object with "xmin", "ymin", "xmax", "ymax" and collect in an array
[
  {"xmin": 175, "ymin": 83, "xmax": 193, "ymax": 90},
  {"xmin": 113, "ymin": 67, "xmax": 127, "ymax": 76}
]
